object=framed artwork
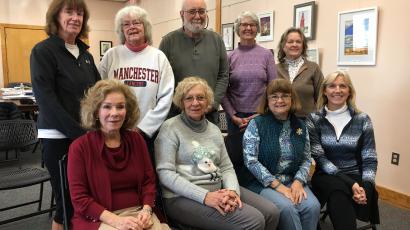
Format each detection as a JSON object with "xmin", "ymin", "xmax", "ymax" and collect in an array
[
  {"xmin": 306, "ymin": 48, "xmax": 319, "ymax": 64},
  {"xmin": 337, "ymin": 7, "xmax": 378, "ymax": 65},
  {"xmin": 100, "ymin": 41, "xmax": 112, "ymax": 57},
  {"xmin": 293, "ymin": 1, "xmax": 316, "ymax": 40},
  {"xmin": 222, "ymin": 23, "xmax": 234, "ymax": 51},
  {"xmin": 256, "ymin": 11, "xmax": 274, "ymax": 42}
]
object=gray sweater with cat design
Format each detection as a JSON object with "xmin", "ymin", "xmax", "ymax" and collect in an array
[{"xmin": 154, "ymin": 114, "xmax": 240, "ymax": 204}]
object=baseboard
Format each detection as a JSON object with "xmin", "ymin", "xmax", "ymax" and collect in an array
[{"xmin": 377, "ymin": 185, "xmax": 410, "ymax": 210}]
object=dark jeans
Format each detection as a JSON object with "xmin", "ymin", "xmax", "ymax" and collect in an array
[
  {"xmin": 41, "ymin": 138, "xmax": 73, "ymax": 224},
  {"xmin": 226, "ymin": 112, "xmax": 256, "ymax": 135}
]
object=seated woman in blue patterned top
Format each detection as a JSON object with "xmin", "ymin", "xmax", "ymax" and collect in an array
[
  {"xmin": 243, "ymin": 79, "xmax": 320, "ymax": 230},
  {"xmin": 306, "ymin": 71, "xmax": 379, "ymax": 230}
]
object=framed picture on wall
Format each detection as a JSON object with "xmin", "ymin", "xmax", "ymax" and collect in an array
[
  {"xmin": 100, "ymin": 41, "xmax": 112, "ymax": 57},
  {"xmin": 293, "ymin": 1, "xmax": 316, "ymax": 40},
  {"xmin": 222, "ymin": 23, "xmax": 234, "ymax": 51},
  {"xmin": 306, "ymin": 48, "xmax": 319, "ymax": 64},
  {"xmin": 337, "ymin": 7, "xmax": 378, "ymax": 65},
  {"xmin": 256, "ymin": 11, "xmax": 274, "ymax": 42}
]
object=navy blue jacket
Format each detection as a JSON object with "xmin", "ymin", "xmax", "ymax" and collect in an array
[{"xmin": 30, "ymin": 35, "xmax": 100, "ymax": 139}]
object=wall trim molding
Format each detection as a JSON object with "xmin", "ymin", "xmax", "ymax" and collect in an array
[{"xmin": 377, "ymin": 185, "xmax": 410, "ymax": 210}]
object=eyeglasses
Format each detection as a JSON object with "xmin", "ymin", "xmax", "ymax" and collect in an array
[
  {"xmin": 240, "ymin": 23, "xmax": 257, "ymax": 28},
  {"xmin": 267, "ymin": 94, "xmax": 291, "ymax": 102},
  {"xmin": 183, "ymin": 8, "xmax": 207, "ymax": 16},
  {"xmin": 122, "ymin": 20, "xmax": 143, "ymax": 29},
  {"xmin": 183, "ymin": 95, "xmax": 206, "ymax": 103}
]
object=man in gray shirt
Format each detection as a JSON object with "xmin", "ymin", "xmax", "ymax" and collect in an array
[{"xmin": 159, "ymin": 0, "xmax": 229, "ymax": 124}]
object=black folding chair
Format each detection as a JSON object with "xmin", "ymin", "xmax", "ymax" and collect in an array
[{"xmin": 0, "ymin": 119, "xmax": 55, "ymax": 225}]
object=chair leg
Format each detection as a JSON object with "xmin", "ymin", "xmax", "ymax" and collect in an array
[
  {"xmin": 16, "ymin": 149, "xmax": 22, "ymax": 169},
  {"xmin": 320, "ymin": 211, "xmax": 328, "ymax": 221},
  {"xmin": 32, "ymin": 141, "xmax": 39, "ymax": 154},
  {"xmin": 38, "ymin": 182, "xmax": 44, "ymax": 211}
]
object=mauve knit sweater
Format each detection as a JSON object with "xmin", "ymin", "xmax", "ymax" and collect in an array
[{"xmin": 222, "ymin": 43, "xmax": 276, "ymax": 117}]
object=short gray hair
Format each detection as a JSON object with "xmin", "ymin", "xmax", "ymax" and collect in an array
[
  {"xmin": 234, "ymin": 11, "xmax": 260, "ymax": 36},
  {"xmin": 114, "ymin": 5, "xmax": 153, "ymax": 45}
]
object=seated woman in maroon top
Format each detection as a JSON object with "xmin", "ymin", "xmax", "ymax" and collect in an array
[{"xmin": 67, "ymin": 79, "xmax": 169, "ymax": 230}]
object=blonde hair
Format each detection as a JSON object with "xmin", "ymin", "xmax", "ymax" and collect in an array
[
  {"xmin": 317, "ymin": 71, "xmax": 359, "ymax": 112},
  {"xmin": 173, "ymin": 77, "xmax": 214, "ymax": 110},
  {"xmin": 257, "ymin": 79, "xmax": 301, "ymax": 115},
  {"xmin": 80, "ymin": 79, "xmax": 140, "ymax": 130}
]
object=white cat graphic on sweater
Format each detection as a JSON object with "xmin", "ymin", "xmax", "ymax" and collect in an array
[{"xmin": 191, "ymin": 141, "xmax": 221, "ymax": 181}]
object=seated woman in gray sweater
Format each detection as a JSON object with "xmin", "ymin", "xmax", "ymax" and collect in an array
[{"xmin": 155, "ymin": 77, "xmax": 279, "ymax": 230}]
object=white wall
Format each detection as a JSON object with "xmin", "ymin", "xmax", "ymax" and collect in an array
[
  {"xmin": 141, "ymin": 0, "xmax": 410, "ymax": 195},
  {"xmin": 0, "ymin": 0, "xmax": 125, "ymax": 86}
]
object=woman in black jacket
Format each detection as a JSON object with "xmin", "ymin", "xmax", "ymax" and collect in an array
[{"xmin": 30, "ymin": 0, "xmax": 100, "ymax": 229}]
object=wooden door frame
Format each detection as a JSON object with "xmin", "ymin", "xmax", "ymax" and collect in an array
[
  {"xmin": 215, "ymin": 0, "xmax": 221, "ymax": 34},
  {"xmin": 0, "ymin": 23, "xmax": 45, "ymax": 87}
]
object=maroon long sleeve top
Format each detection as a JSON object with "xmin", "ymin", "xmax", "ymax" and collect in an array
[{"xmin": 67, "ymin": 130, "xmax": 156, "ymax": 229}]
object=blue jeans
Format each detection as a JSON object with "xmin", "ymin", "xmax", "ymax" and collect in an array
[
  {"xmin": 260, "ymin": 184, "xmax": 320, "ymax": 230},
  {"xmin": 226, "ymin": 112, "xmax": 256, "ymax": 135}
]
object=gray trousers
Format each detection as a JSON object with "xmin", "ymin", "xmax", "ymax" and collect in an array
[{"xmin": 164, "ymin": 187, "xmax": 279, "ymax": 230}]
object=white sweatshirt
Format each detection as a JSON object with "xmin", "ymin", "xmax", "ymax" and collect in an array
[{"xmin": 98, "ymin": 45, "xmax": 174, "ymax": 137}]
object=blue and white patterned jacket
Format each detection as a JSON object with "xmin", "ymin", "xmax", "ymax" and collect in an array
[
  {"xmin": 306, "ymin": 106, "xmax": 377, "ymax": 184},
  {"xmin": 243, "ymin": 114, "xmax": 312, "ymax": 193}
]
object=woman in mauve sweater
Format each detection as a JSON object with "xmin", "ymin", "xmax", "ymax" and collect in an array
[
  {"xmin": 222, "ymin": 11, "xmax": 276, "ymax": 134},
  {"xmin": 68, "ymin": 80, "xmax": 169, "ymax": 230}
]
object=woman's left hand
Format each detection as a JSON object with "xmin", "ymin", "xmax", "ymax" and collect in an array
[
  {"xmin": 219, "ymin": 189, "xmax": 242, "ymax": 213},
  {"xmin": 290, "ymin": 180, "xmax": 307, "ymax": 204},
  {"xmin": 136, "ymin": 206, "xmax": 153, "ymax": 229},
  {"xmin": 352, "ymin": 183, "xmax": 367, "ymax": 205}
]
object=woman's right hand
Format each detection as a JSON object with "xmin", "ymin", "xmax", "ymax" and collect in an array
[
  {"xmin": 231, "ymin": 115, "xmax": 246, "ymax": 128},
  {"xmin": 276, "ymin": 184, "xmax": 296, "ymax": 204},
  {"xmin": 100, "ymin": 210, "xmax": 142, "ymax": 230}
]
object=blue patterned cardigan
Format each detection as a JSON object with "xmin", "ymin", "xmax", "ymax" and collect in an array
[
  {"xmin": 306, "ymin": 106, "xmax": 377, "ymax": 186},
  {"xmin": 243, "ymin": 114, "xmax": 312, "ymax": 194}
]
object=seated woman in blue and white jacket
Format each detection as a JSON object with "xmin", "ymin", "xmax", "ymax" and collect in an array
[
  {"xmin": 306, "ymin": 71, "xmax": 379, "ymax": 230},
  {"xmin": 243, "ymin": 79, "xmax": 320, "ymax": 230}
]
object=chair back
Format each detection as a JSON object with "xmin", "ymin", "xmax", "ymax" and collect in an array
[
  {"xmin": 218, "ymin": 110, "xmax": 228, "ymax": 133},
  {"xmin": 0, "ymin": 119, "xmax": 37, "ymax": 151},
  {"xmin": 0, "ymin": 102, "xmax": 23, "ymax": 120}
]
